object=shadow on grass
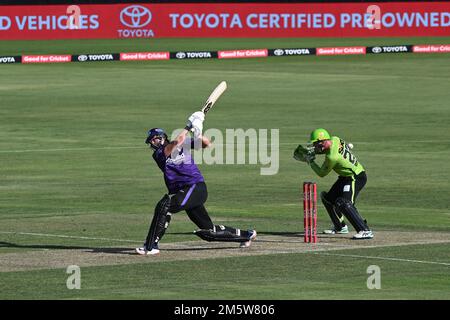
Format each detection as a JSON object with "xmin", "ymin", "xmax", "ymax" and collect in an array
[
  {"xmin": 164, "ymin": 246, "xmax": 239, "ymax": 251},
  {"xmin": 0, "ymin": 241, "xmax": 241, "ymax": 255},
  {"xmin": 0, "ymin": 241, "xmax": 136, "ymax": 255},
  {"xmin": 0, "ymin": 230, "xmax": 335, "ymax": 255}
]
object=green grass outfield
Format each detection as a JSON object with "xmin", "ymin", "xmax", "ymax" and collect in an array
[{"xmin": 0, "ymin": 38, "xmax": 449, "ymax": 300}]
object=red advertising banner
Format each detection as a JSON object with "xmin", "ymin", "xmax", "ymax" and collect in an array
[
  {"xmin": 218, "ymin": 49, "xmax": 268, "ymax": 59},
  {"xmin": 412, "ymin": 44, "xmax": 450, "ymax": 53},
  {"xmin": 120, "ymin": 52, "xmax": 170, "ymax": 61},
  {"xmin": 316, "ymin": 46, "xmax": 366, "ymax": 55},
  {"xmin": 0, "ymin": 3, "xmax": 449, "ymax": 40},
  {"xmin": 22, "ymin": 54, "xmax": 71, "ymax": 63}
]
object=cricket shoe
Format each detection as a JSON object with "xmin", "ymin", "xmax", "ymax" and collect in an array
[
  {"xmin": 240, "ymin": 230, "xmax": 257, "ymax": 248},
  {"xmin": 135, "ymin": 244, "xmax": 160, "ymax": 255},
  {"xmin": 352, "ymin": 230, "xmax": 374, "ymax": 240},
  {"xmin": 323, "ymin": 225, "xmax": 349, "ymax": 234}
]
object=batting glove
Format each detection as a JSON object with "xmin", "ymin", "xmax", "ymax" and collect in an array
[
  {"xmin": 186, "ymin": 111, "xmax": 205, "ymax": 131},
  {"xmin": 188, "ymin": 111, "xmax": 205, "ymax": 123}
]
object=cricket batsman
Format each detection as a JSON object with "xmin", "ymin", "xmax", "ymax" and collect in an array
[
  {"xmin": 136, "ymin": 111, "xmax": 257, "ymax": 255},
  {"xmin": 293, "ymin": 128, "xmax": 373, "ymax": 240}
]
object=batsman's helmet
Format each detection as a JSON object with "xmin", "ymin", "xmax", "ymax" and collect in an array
[
  {"xmin": 310, "ymin": 128, "xmax": 331, "ymax": 143},
  {"xmin": 145, "ymin": 128, "xmax": 168, "ymax": 150}
]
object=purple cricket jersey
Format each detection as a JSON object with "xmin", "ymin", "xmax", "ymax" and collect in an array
[{"xmin": 152, "ymin": 143, "xmax": 204, "ymax": 194}]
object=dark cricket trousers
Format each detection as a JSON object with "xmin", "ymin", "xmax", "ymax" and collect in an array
[
  {"xmin": 169, "ymin": 182, "xmax": 214, "ymax": 230},
  {"xmin": 326, "ymin": 171, "xmax": 367, "ymax": 205}
]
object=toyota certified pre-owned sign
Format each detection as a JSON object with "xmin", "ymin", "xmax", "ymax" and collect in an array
[{"xmin": 0, "ymin": 3, "xmax": 448, "ymax": 40}]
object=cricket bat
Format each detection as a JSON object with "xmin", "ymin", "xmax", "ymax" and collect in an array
[{"xmin": 201, "ymin": 81, "xmax": 227, "ymax": 115}]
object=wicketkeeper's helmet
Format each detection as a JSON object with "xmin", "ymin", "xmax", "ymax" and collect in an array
[
  {"xmin": 310, "ymin": 128, "xmax": 331, "ymax": 143},
  {"xmin": 145, "ymin": 128, "xmax": 168, "ymax": 150}
]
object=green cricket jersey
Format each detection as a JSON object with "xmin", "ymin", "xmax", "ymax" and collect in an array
[{"xmin": 310, "ymin": 136, "xmax": 365, "ymax": 178}]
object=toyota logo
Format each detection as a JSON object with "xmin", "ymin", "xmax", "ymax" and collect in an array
[
  {"xmin": 372, "ymin": 47, "xmax": 382, "ymax": 54},
  {"xmin": 78, "ymin": 55, "xmax": 88, "ymax": 62},
  {"xmin": 176, "ymin": 52, "xmax": 186, "ymax": 59},
  {"xmin": 274, "ymin": 49, "xmax": 284, "ymax": 56},
  {"xmin": 120, "ymin": 5, "xmax": 152, "ymax": 28}
]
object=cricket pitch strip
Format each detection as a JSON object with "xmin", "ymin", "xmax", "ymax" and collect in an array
[{"xmin": 0, "ymin": 231, "xmax": 449, "ymax": 272}]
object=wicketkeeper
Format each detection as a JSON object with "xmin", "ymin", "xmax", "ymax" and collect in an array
[
  {"xmin": 293, "ymin": 128, "xmax": 373, "ymax": 240},
  {"xmin": 136, "ymin": 111, "xmax": 257, "ymax": 255}
]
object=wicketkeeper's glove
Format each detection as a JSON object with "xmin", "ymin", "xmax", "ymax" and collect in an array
[
  {"xmin": 305, "ymin": 152, "xmax": 316, "ymax": 164},
  {"xmin": 293, "ymin": 144, "xmax": 315, "ymax": 163}
]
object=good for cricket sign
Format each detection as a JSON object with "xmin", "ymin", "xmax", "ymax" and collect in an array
[{"xmin": 0, "ymin": 2, "xmax": 449, "ymax": 40}]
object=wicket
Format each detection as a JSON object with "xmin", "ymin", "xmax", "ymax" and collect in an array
[{"xmin": 303, "ymin": 182, "xmax": 317, "ymax": 243}]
